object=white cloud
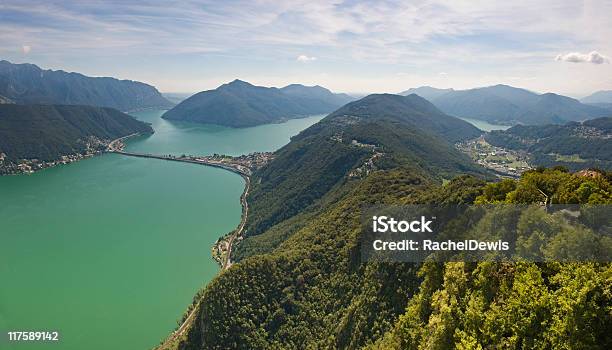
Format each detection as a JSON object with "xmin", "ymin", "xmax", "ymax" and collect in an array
[
  {"xmin": 21, "ymin": 45, "xmax": 31, "ymax": 54},
  {"xmin": 2, "ymin": 0, "xmax": 611, "ymax": 94},
  {"xmin": 296, "ymin": 55, "xmax": 317, "ymax": 62},
  {"xmin": 555, "ymin": 51, "xmax": 609, "ymax": 64}
]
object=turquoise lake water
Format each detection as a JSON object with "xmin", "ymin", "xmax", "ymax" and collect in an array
[{"xmin": 0, "ymin": 111, "xmax": 323, "ymax": 350}]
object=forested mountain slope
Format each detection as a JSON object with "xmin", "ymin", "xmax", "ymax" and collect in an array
[
  {"xmin": 0, "ymin": 104, "xmax": 152, "ymax": 164},
  {"xmin": 238, "ymin": 94, "xmax": 486, "ymax": 248},
  {"xmin": 166, "ymin": 93, "xmax": 610, "ymax": 350},
  {"xmin": 175, "ymin": 166, "xmax": 611, "ymax": 350},
  {"xmin": 161, "ymin": 80, "xmax": 354, "ymax": 127}
]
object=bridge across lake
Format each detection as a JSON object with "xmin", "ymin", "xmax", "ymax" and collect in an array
[{"xmin": 110, "ymin": 149, "xmax": 251, "ymax": 177}]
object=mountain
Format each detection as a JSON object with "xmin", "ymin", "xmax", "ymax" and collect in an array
[
  {"xmin": 399, "ymin": 86, "xmax": 454, "ymax": 100},
  {"xmin": 587, "ymin": 103, "xmax": 612, "ymax": 112},
  {"xmin": 581, "ymin": 90, "xmax": 612, "ymax": 104},
  {"xmin": 0, "ymin": 104, "xmax": 152, "ymax": 172},
  {"xmin": 235, "ymin": 93, "xmax": 486, "ymax": 256},
  {"xmin": 0, "ymin": 60, "xmax": 173, "ymax": 111},
  {"xmin": 403, "ymin": 84, "xmax": 611, "ymax": 125},
  {"xmin": 485, "ymin": 117, "xmax": 612, "ymax": 171},
  {"xmin": 162, "ymin": 92, "xmax": 193, "ymax": 105},
  {"xmin": 170, "ymin": 88, "xmax": 611, "ymax": 349},
  {"xmin": 280, "ymin": 84, "xmax": 354, "ymax": 107},
  {"xmin": 168, "ymin": 94, "xmax": 491, "ymax": 350},
  {"xmin": 161, "ymin": 80, "xmax": 355, "ymax": 127}
]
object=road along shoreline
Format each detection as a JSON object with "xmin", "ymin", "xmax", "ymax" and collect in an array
[{"xmin": 109, "ymin": 136, "xmax": 253, "ymax": 350}]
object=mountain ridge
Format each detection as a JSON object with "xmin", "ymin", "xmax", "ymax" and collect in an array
[
  {"xmin": 236, "ymin": 93, "xmax": 487, "ymax": 254},
  {"xmin": 401, "ymin": 84, "xmax": 611, "ymax": 125},
  {"xmin": 0, "ymin": 60, "xmax": 173, "ymax": 111},
  {"xmin": 161, "ymin": 80, "xmax": 355, "ymax": 127},
  {"xmin": 582, "ymin": 90, "xmax": 612, "ymax": 104}
]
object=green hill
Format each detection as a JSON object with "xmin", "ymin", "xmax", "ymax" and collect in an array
[
  {"xmin": 0, "ymin": 60, "xmax": 173, "ymax": 111},
  {"xmin": 485, "ymin": 117, "xmax": 612, "ymax": 170},
  {"xmin": 165, "ymin": 91, "xmax": 611, "ymax": 350},
  {"xmin": 238, "ymin": 94, "xmax": 486, "ymax": 248},
  {"xmin": 161, "ymin": 80, "xmax": 355, "ymax": 127},
  {"xmin": 0, "ymin": 104, "xmax": 153, "ymax": 168},
  {"xmin": 175, "ymin": 167, "xmax": 611, "ymax": 350}
]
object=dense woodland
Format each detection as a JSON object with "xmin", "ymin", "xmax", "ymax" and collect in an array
[
  {"xmin": 171, "ymin": 93, "xmax": 612, "ymax": 349},
  {"xmin": 176, "ymin": 167, "xmax": 611, "ymax": 350},
  {"xmin": 238, "ymin": 94, "xmax": 487, "ymax": 254},
  {"xmin": 0, "ymin": 104, "xmax": 153, "ymax": 163}
]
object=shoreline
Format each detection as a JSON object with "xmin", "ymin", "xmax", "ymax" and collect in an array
[
  {"xmin": 113, "ymin": 153, "xmax": 252, "ymax": 350},
  {"xmin": 109, "ymin": 148, "xmax": 254, "ymax": 269},
  {"xmin": 155, "ymin": 172, "xmax": 249, "ymax": 350},
  {"xmin": 5, "ymin": 134, "xmax": 256, "ymax": 350},
  {"xmin": 212, "ymin": 173, "xmax": 250, "ymax": 269},
  {"xmin": 0, "ymin": 133, "xmax": 147, "ymax": 176}
]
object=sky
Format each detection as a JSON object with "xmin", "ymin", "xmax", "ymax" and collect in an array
[{"xmin": 1, "ymin": 0, "xmax": 611, "ymax": 97}]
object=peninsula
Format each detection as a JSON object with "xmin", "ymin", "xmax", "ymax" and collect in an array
[{"xmin": 0, "ymin": 104, "xmax": 154, "ymax": 175}]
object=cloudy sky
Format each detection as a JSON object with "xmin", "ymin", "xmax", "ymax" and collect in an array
[{"xmin": 1, "ymin": 0, "xmax": 611, "ymax": 96}]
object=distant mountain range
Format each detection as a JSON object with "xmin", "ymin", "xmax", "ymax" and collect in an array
[
  {"xmin": 581, "ymin": 90, "xmax": 612, "ymax": 104},
  {"xmin": 401, "ymin": 84, "xmax": 611, "ymax": 125},
  {"xmin": 0, "ymin": 60, "xmax": 173, "ymax": 111},
  {"xmin": 399, "ymin": 86, "xmax": 454, "ymax": 101},
  {"xmin": 162, "ymin": 92, "xmax": 193, "ymax": 105},
  {"xmin": 0, "ymin": 104, "xmax": 153, "ymax": 173},
  {"xmin": 162, "ymin": 79, "xmax": 355, "ymax": 127}
]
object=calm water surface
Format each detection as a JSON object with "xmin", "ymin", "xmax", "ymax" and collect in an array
[
  {"xmin": 457, "ymin": 116, "xmax": 511, "ymax": 131},
  {"xmin": 0, "ymin": 111, "xmax": 323, "ymax": 350}
]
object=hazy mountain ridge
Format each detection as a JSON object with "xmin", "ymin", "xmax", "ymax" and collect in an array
[
  {"xmin": 161, "ymin": 79, "xmax": 355, "ymax": 127},
  {"xmin": 586, "ymin": 103, "xmax": 612, "ymax": 112},
  {"xmin": 0, "ymin": 60, "xmax": 173, "ymax": 111},
  {"xmin": 399, "ymin": 86, "xmax": 454, "ymax": 101},
  {"xmin": 581, "ymin": 90, "xmax": 612, "ymax": 104},
  {"xmin": 401, "ymin": 84, "xmax": 611, "ymax": 125}
]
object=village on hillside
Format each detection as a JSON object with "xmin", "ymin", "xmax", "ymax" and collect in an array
[{"xmin": 456, "ymin": 136, "xmax": 531, "ymax": 178}]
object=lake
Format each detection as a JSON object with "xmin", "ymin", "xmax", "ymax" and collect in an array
[
  {"xmin": 457, "ymin": 117, "xmax": 511, "ymax": 131},
  {"xmin": 0, "ymin": 111, "xmax": 323, "ymax": 350}
]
